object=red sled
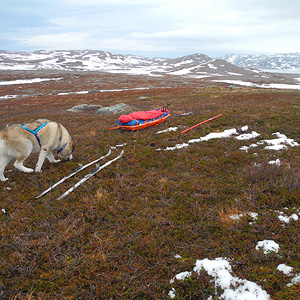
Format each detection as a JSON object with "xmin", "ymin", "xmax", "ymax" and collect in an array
[{"xmin": 112, "ymin": 107, "xmax": 170, "ymax": 131}]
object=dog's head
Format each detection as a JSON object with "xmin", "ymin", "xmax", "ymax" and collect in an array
[
  {"xmin": 57, "ymin": 125, "xmax": 75, "ymax": 160},
  {"xmin": 58, "ymin": 139, "xmax": 75, "ymax": 160}
]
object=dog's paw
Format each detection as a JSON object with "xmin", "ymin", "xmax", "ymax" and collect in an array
[
  {"xmin": 14, "ymin": 162, "xmax": 34, "ymax": 173},
  {"xmin": 53, "ymin": 159, "xmax": 61, "ymax": 163},
  {"xmin": 23, "ymin": 167, "xmax": 34, "ymax": 173},
  {"xmin": 0, "ymin": 177, "xmax": 9, "ymax": 182}
]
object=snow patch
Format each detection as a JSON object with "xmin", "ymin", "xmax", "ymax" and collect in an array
[
  {"xmin": 169, "ymin": 257, "xmax": 270, "ymax": 299},
  {"xmin": 277, "ymin": 264, "xmax": 293, "ymax": 275},
  {"xmin": 277, "ymin": 211, "xmax": 299, "ymax": 224},
  {"xmin": 156, "ymin": 127, "xmax": 178, "ymax": 134},
  {"xmin": 0, "ymin": 78, "xmax": 62, "ymax": 85},
  {"xmin": 268, "ymin": 159, "xmax": 281, "ymax": 166},
  {"xmin": 213, "ymin": 79, "xmax": 300, "ymax": 90},
  {"xmin": 235, "ymin": 131, "xmax": 260, "ymax": 140},
  {"xmin": 255, "ymin": 240, "xmax": 279, "ymax": 254},
  {"xmin": 160, "ymin": 128, "xmax": 238, "ymax": 151},
  {"xmin": 159, "ymin": 126, "xmax": 298, "ymax": 153},
  {"xmin": 260, "ymin": 132, "xmax": 299, "ymax": 150}
]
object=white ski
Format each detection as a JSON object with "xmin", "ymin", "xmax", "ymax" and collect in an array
[
  {"xmin": 57, "ymin": 149, "xmax": 124, "ymax": 200},
  {"xmin": 35, "ymin": 149, "xmax": 112, "ymax": 199}
]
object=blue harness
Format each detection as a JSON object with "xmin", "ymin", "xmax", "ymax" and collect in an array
[
  {"xmin": 57, "ymin": 142, "xmax": 67, "ymax": 154},
  {"xmin": 22, "ymin": 122, "xmax": 67, "ymax": 154},
  {"xmin": 22, "ymin": 123, "xmax": 48, "ymax": 147}
]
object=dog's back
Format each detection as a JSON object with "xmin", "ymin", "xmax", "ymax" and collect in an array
[{"xmin": 0, "ymin": 125, "xmax": 35, "ymax": 156}]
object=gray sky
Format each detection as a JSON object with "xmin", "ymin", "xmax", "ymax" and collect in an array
[{"xmin": 1, "ymin": 0, "xmax": 300, "ymax": 58}]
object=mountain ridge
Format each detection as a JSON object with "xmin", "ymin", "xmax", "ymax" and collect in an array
[
  {"xmin": 1, "ymin": 50, "xmax": 300, "ymax": 88},
  {"xmin": 219, "ymin": 53, "xmax": 300, "ymax": 71}
]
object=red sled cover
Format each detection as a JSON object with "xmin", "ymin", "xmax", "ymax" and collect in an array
[{"xmin": 119, "ymin": 109, "xmax": 166, "ymax": 123}]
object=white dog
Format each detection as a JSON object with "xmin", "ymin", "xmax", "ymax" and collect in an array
[{"xmin": 0, "ymin": 119, "xmax": 74, "ymax": 181}]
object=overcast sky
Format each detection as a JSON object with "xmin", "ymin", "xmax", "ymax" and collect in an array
[{"xmin": 1, "ymin": 0, "xmax": 300, "ymax": 58}]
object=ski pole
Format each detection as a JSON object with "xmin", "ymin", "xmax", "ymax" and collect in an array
[{"xmin": 181, "ymin": 114, "xmax": 222, "ymax": 134}]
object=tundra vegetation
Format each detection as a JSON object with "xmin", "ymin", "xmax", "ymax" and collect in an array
[{"xmin": 0, "ymin": 70, "xmax": 300, "ymax": 299}]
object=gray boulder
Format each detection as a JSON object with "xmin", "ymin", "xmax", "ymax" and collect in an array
[
  {"xmin": 68, "ymin": 104, "xmax": 102, "ymax": 112},
  {"xmin": 96, "ymin": 103, "xmax": 132, "ymax": 115}
]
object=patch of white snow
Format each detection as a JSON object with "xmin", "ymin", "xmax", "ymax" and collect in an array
[
  {"xmin": 156, "ymin": 127, "xmax": 178, "ymax": 134},
  {"xmin": 255, "ymin": 240, "xmax": 279, "ymax": 254},
  {"xmin": 277, "ymin": 264, "xmax": 293, "ymax": 275},
  {"xmin": 169, "ymin": 257, "xmax": 270, "ymax": 300},
  {"xmin": 235, "ymin": 131, "xmax": 260, "ymax": 140}
]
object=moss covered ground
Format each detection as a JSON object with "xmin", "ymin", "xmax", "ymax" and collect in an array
[{"xmin": 0, "ymin": 71, "xmax": 300, "ymax": 299}]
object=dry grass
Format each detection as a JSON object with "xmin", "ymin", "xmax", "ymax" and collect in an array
[
  {"xmin": 218, "ymin": 206, "xmax": 244, "ymax": 228},
  {"xmin": 1, "ymin": 70, "xmax": 300, "ymax": 299}
]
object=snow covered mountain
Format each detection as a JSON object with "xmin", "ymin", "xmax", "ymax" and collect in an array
[
  {"xmin": 2, "ymin": 49, "xmax": 300, "ymax": 74},
  {"xmin": 1, "ymin": 50, "xmax": 300, "ymax": 89},
  {"xmin": 220, "ymin": 53, "xmax": 300, "ymax": 71},
  {"xmin": 0, "ymin": 50, "xmax": 213, "ymax": 75}
]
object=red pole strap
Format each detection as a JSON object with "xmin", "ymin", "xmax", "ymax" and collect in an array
[{"xmin": 181, "ymin": 114, "xmax": 223, "ymax": 134}]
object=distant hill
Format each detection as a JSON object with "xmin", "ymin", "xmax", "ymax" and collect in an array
[
  {"xmin": 0, "ymin": 50, "xmax": 212, "ymax": 75},
  {"xmin": 220, "ymin": 53, "xmax": 300, "ymax": 71},
  {"xmin": 1, "ymin": 50, "xmax": 300, "ymax": 87}
]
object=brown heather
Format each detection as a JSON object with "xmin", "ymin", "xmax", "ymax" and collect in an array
[{"xmin": 0, "ymin": 70, "xmax": 300, "ymax": 299}]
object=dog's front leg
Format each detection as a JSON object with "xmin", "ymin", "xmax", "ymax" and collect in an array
[
  {"xmin": 46, "ymin": 151, "xmax": 61, "ymax": 164},
  {"xmin": 35, "ymin": 148, "xmax": 50, "ymax": 172}
]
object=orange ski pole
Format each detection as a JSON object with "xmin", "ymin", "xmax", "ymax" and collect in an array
[{"xmin": 181, "ymin": 114, "xmax": 222, "ymax": 134}]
